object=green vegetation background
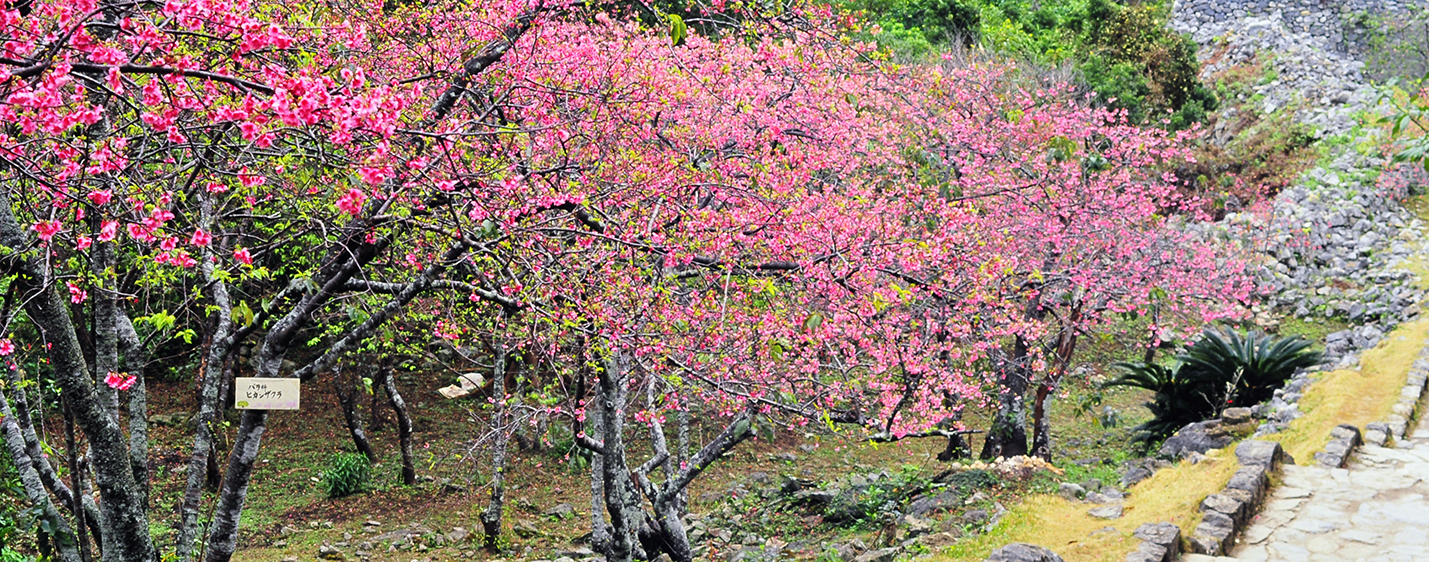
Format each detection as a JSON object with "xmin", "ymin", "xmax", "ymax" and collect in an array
[{"xmin": 846, "ymin": 0, "xmax": 1217, "ymax": 129}]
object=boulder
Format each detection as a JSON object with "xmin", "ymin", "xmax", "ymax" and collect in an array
[
  {"xmin": 986, "ymin": 543, "xmax": 1065, "ymax": 562},
  {"xmin": 1087, "ymin": 505, "xmax": 1124, "ymax": 519},
  {"xmin": 1221, "ymin": 407, "xmax": 1253, "ymax": 425},
  {"xmin": 1159, "ymin": 420, "xmax": 1233, "ymax": 459},
  {"xmin": 853, "ymin": 548, "xmax": 899, "ymax": 562},
  {"xmin": 543, "ymin": 503, "xmax": 575, "ymax": 520},
  {"xmin": 1057, "ymin": 483, "xmax": 1085, "ymax": 501},
  {"xmin": 1120, "ymin": 467, "xmax": 1153, "ymax": 488},
  {"xmin": 904, "ymin": 491, "xmax": 959, "ymax": 517}
]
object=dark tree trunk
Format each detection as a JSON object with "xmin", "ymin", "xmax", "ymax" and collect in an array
[
  {"xmin": 1030, "ymin": 304, "xmax": 1083, "ymax": 462},
  {"xmin": 114, "ymin": 311, "xmax": 150, "ymax": 506},
  {"xmin": 0, "ymin": 385, "xmax": 82, "ymax": 562},
  {"xmin": 177, "ymin": 202, "xmax": 241, "ymax": 562},
  {"xmin": 368, "ymin": 367, "xmax": 387, "ymax": 433},
  {"xmin": 62, "ymin": 399, "xmax": 94, "ymax": 562},
  {"xmin": 383, "ymin": 364, "xmax": 416, "ymax": 486},
  {"xmin": 480, "ymin": 344, "xmax": 510, "ymax": 551},
  {"xmin": 334, "ymin": 369, "xmax": 377, "ymax": 463},
  {"xmin": 979, "ymin": 342, "xmax": 1031, "ymax": 460},
  {"xmin": 203, "ymin": 409, "xmax": 267, "ymax": 562}
]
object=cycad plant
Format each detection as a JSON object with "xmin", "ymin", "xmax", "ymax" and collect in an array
[
  {"xmin": 1105, "ymin": 327, "xmax": 1321, "ymax": 442},
  {"xmin": 1177, "ymin": 328, "xmax": 1321, "ymax": 408}
]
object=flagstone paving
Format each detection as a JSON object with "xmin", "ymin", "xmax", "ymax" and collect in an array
[{"xmin": 1187, "ymin": 427, "xmax": 1429, "ymax": 562}]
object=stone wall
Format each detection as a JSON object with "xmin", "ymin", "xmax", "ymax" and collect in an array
[{"xmin": 1170, "ymin": 0, "xmax": 1415, "ymax": 48}]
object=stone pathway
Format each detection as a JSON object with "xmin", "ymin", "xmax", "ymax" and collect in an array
[{"xmin": 1187, "ymin": 427, "xmax": 1429, "ymax": 562}]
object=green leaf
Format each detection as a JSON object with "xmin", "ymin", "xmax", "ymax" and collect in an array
[
  {"xmin": 234, "ymin": 301, "xmax": 255, "ymax": 327},
  {"xmin": 668, "ymin": 14, "xmax": 687, "ymax": 47},
  {"xmin": 802, "ymin": 312, "xmax": 824, "ymax": 333}
]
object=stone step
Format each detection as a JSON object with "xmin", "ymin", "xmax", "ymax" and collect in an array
[{"xmin": 1180, "ymin": 554, "xmax": 1238, "ymax": 562}]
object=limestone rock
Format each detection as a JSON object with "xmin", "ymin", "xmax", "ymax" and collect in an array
[
  {"xmin": 985, "ymin": 543, "xmax": 1065, "ymax": 562},
  {"xmin": 1160, "ymin": 421, "xmax": 1234, "ymax": 459}
]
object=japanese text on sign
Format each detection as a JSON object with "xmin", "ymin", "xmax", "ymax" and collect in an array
[{"xmin": 234, "ymin": 377, "xmax": 300, "ymax": 410}]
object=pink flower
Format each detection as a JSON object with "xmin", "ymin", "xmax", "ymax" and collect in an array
[
  {"xmin": 239, "ymin": 172, "xmax": 265, "ymax": 188},
  {"xmin": 98, "ymin": 220, "xmax": 118, "ymax": 241},
  {"xmin": 0, "ymin": 339, "xmax": 13, "ymax": 356},
  {"xmin": 104, "ymin": 371, "xmax": 136, "ymax": 391},
  {"xmin": 234, "ymin": 246, "xmax": 252, "ymax": 265},
  {"xmin": 76, "ymin": 235, "xmax": 92, "ymax": 250},
  {"xmin": 66, "ymin": 282, "xmax": 88, "ymax": 304},
  {"xmin": 336, "ymin": 188, "xmax": 366, "ymax": 216},
  {"xmin": 358, "ymin": 167, "xmax": 388, "ymax": 185},
  {"xmin": 190, "ymin": 229, "xmax": 212, "ymax": 246},
  {"xmin": 88, "ymin": 189, "xmax": 113, "ymax": 205},
  {"xmin": 32, "ymin": 220, "xmax": 60, "ymax": 241},
  {"xmin": 205, "ymin": 181, "xmax": 228, "ymax": 193}
]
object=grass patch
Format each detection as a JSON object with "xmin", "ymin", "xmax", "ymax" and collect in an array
[
  {"xmin": 1276, "ymin": 316, "xmax": 1349, "ymax": 348},
  {"xmin": 1260, "ymin": 317, "xmax": 1429, "ymax": 462},
  {"xmin": 933, "ymin": 447, "xmax": 1238, "ymax": 562}
]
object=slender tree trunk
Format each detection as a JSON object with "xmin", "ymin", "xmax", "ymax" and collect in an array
[
  {"xmin": 334, "ymin": 368, "xmax": 377, "ymax": 463},
  {"xmin": 369, "ymin": 367, "xmax": 386, "ymax": 433},
  {"xmin": 62, "ymin": 399, "xmax": 93, "ymax": 562},
  {"xmin": 202, "ymin": 409, "xmax": 267, "ymax": 562},
  {"xmin": 480, "ymin": 343, "xmax": 509, "ymax": 550},
  {"xmin": 208, "ymin": 362, "xmax": 233, "ymax": 491},
  {"xmin": 585, "ymin": 382, "xmax": 611, "ymax": 554},
  {"xmin": 178, "ymin": 206, "xmax": 240, "ymax": 562},
  {"xmin": 383, "ymin": 364, "xmax": 416, "ymax": 486},
  {"xmin": 1031, "ymin": 304, "xmax": 1083, "ymax": 462},
  {"xmin": 0, "ymin": 386, "xmax": 83, "ymax": 562},
  {"xmin": 1, "ymin": 366, "xmax": 105, "ymax": 539},
  {"xmin": 114, "ymin": 310, "xmax": 150, "ymax": 506}
]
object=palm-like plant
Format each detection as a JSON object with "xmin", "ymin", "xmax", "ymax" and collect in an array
[
  {"xmin": 1177, "ymin": 328, "xmax": 1321, "ymax": 408},
  {"xmin": 1104, "ymin": 328, "xmax": 1321, "ymax": 442},
  {"xmin": 1104, "ymin": 361, "xmax": 1219, "ymax": 441}
]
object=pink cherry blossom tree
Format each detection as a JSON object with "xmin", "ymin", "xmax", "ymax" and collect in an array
[{"xmin": 0, "ymin": 2, "xmax": 1254, "ymax": 562}]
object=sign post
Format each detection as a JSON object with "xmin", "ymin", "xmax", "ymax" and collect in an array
[{"xmin": 234, "ymin": 378, "xmax": 301, "ymax": 410}]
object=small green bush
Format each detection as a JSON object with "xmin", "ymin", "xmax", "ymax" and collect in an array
[
  {"xmin": 323, "ymin": 452, "xmax": 371, "ymax": 498},
  {"xmin": 944, "ymin": 468, "xmax": 1000, "ymax": 492}
]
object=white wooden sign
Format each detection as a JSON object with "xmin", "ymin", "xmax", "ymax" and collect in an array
[{"xmin": 234, "ymin": 378, "xmax": 301, "ymax": 410}]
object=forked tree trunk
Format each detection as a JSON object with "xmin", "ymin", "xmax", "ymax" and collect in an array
[
  {"xmin": 334, "ymin": 368, "xmax": 377, "ymax": 463},
  {"xmin": 1030, "ymin": 304, "xmax": 1083, "ymax": 462},
  {"xmin": 1, "ymin": 186, "xmax": 157, "ymax": 562}
]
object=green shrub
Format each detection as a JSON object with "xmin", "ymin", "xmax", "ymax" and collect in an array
[
  {"xmin": 323, "ymin": 452, "xmax": 371, "ymax": 498},
  {"xmin": 843, "ymin": 0, "xmax": 981, "ymax": 58},
  {"xmin": 1106, "ymin": 328, "xmax": 1321, "ymax": 442},
  {"xmin": 943, "ymin": 468, "xmax": 1000, "ymax": 492},
  {"xmin": 0, "ymin": 548, "xmax": 28, "ymax": 562}
]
